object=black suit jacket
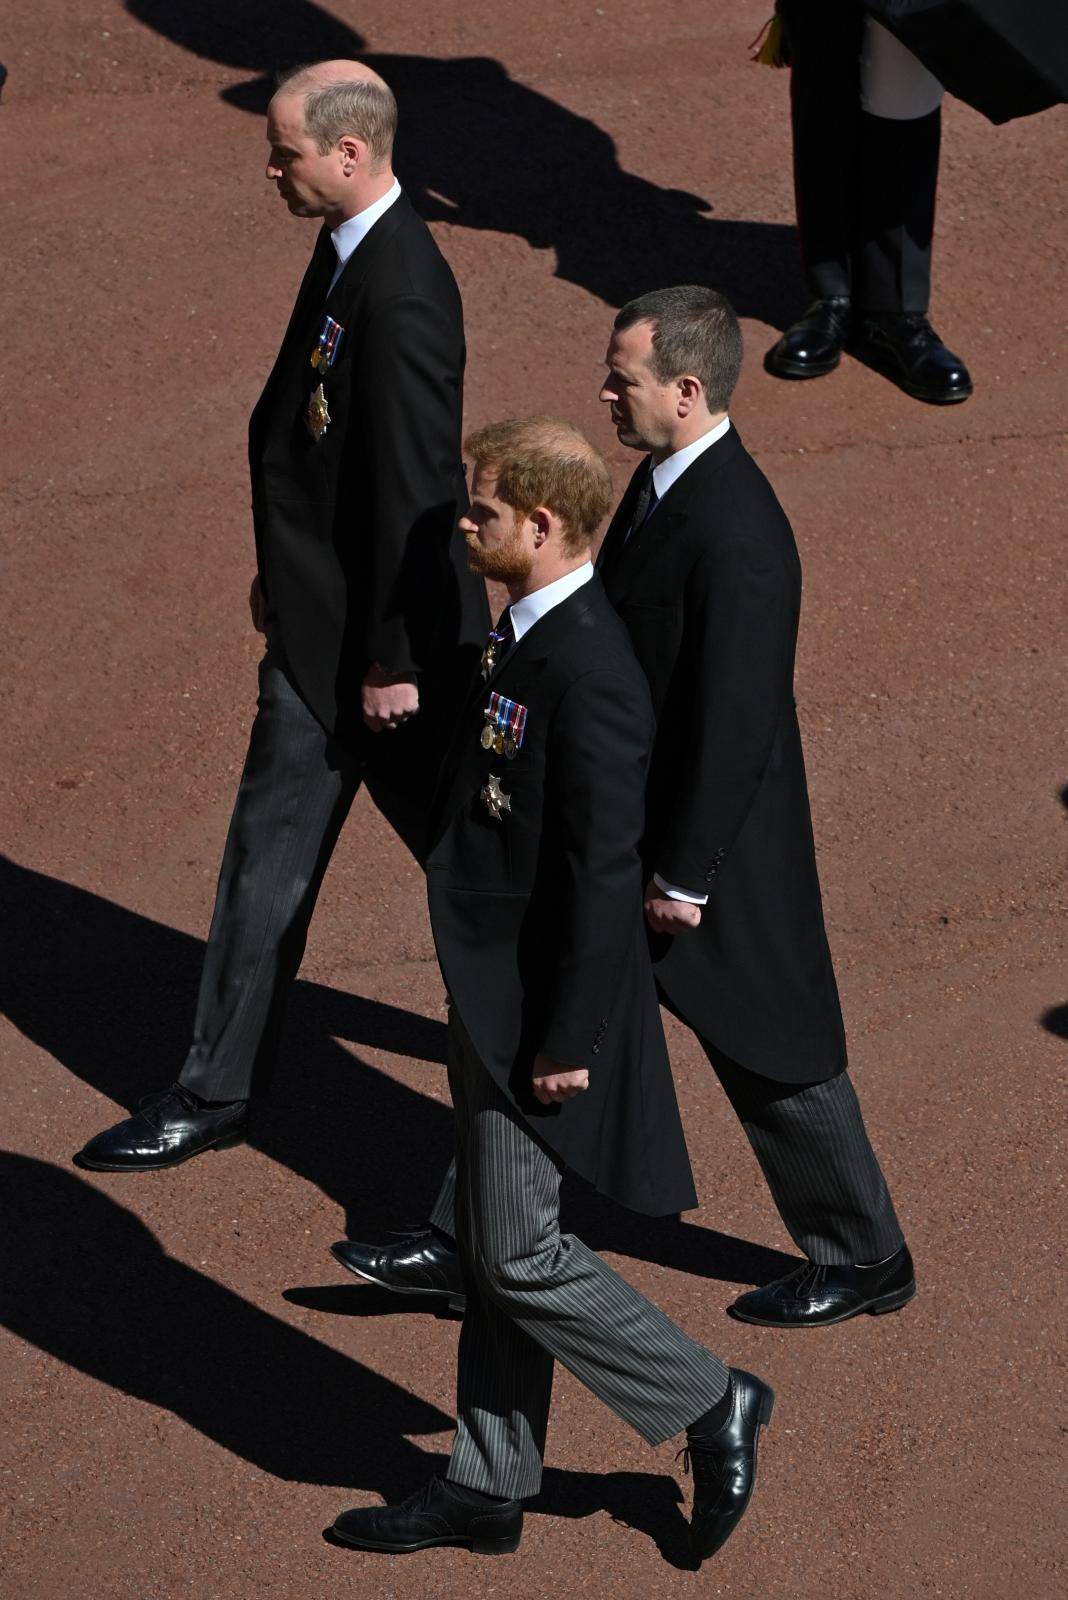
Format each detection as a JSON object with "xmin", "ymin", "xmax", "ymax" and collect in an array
[
  {"xmin": 600, "ymin": 427, "xmax": 847, "ymax": 1084},
  {"xmin": 425, "ymin": 576, "xmax": 697, "ymax": 1217},
  {"xmin": 248, "ymin": 192, "xmax": 489, "ymax": 753}
]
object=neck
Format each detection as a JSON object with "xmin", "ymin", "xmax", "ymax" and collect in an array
[
  {"xmin": 651, "ymin": 409, "xmax": 728, "ymax": 465},
  {"xmin": 324, "ymin": 168, "xmax": 396, "ymax": 230},
  {"xmin": 506, "ymin": 553, "xmax": 590, "ymax": 605}
]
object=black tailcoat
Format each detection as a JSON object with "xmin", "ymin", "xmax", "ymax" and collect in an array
[
  {"xmin": 600, "ymin": 427, "xmax": 847, "ymax": 1085},
  {"xmin": 248, "ymin": 193, "xmax": 489, "ymax": 765},
  {"xmin": 425, "ymin": 576, "xmax": 697, "ymax": 1217}
]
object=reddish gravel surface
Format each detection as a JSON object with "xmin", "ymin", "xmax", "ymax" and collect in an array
[{"xmin": 2, "ymin": 4, "xmax": 1066, "ymax": 1597}]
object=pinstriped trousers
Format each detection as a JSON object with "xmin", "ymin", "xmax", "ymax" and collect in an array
[
  {"xmin": 445, "ymin": 1014, "xmax": 729, "ymax": 1499},
  {"xmin": 432, "ymin": 1034, "xmax": 904, "ymax": 1268}
]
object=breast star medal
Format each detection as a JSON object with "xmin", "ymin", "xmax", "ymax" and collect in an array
[
  {"xmin": 481, "ymin": 772, "xmax": 511, "ymax": 821},
  {"xmin": 307, "ymin": 382, "xmax": 330, "ymax": 441}
]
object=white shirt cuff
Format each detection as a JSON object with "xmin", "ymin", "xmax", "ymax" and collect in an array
[{"xmin": 653, "ymin": 873, "xmax": 709, "ymax": 906}]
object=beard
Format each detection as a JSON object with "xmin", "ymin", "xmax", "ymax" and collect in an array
[{"xmin": 464, "ymin": 524, "xmax": 534, "ymax": 584}]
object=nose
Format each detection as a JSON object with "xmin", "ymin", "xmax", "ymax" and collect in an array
[
  {"xmin": 266, "ymin": 162, "xmax": 282, "ymax": 181},
  {"xmin": 598, "ymin": 382, "xmax": 616, "ymax": 403}
]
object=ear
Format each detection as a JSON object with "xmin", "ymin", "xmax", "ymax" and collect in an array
[
  {"xmin": 338, "ymin": 134, "xmax": 363, "ymax": 170},
  {"xmin": 676, "ymin": 375, "xmax": 703, "ymax": 417},
  {"xmin": 531, "ymin": 508, "xmax": 553, "ymax": 547}
]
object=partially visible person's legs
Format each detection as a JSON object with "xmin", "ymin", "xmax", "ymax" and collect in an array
[
  {"xmin": 76, "ymin": 639, "xmax": 361, "ymax": 1171},
  {"xmin": 179, "ymin": 640, "xmax": 361, "ymax": 1103},
  {"xmin": 332, "ymin": 1014, "xmax": 774, "ymax": 1563},
  {"xmin": 699, "ymin": 1038, "xmax": 915, "ymax": 1327}
]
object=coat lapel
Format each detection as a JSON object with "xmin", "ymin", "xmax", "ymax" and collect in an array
[
  {"xmin": 601, "ymin": 427, "xmax": 744, "ymax": 604},
  {"xmin": 324, "ymin": 191, "xmax": 415, "ymax": 316},
  {"xmin": 429, "ymin": 579, "xmax": 604, "ymax": 842}
]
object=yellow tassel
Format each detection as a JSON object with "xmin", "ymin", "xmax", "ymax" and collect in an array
[{"xmin": 749, "ymin": 14, "xmax": 786, "ymax": 68}]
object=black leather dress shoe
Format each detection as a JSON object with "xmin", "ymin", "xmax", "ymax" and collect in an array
[
  {"xmin": 765, "ymin": 298, "xmax": 852, "ymax": 378},
  {"xmin": 331, "ymin": 1231, "xmax": 466, "ymax": 1312},
  {"xmin": 74, "ymin": 1085, "xmax": 248, "ymax": 1171},
  {"xmin": 683, "ymin": 1368, "xmax": 774, "ymax": 1565},
  {"xmin": 332, "ymin": 1477, "xmax": 523, "ymax": 1555},
  {"xmin": 728, "ymin": 1244, "xmax": 916, "ymax": 1327},
  {"xmin": 851, "ymin": 314, "xmax": 972, "ymax": 403}
]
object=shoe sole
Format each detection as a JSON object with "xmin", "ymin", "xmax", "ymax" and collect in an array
[
  {"xmin": 763, "ymin": 351, "xmax": 841, "ymax": 379},
  {"xmin": 691, "ymin": 1385, "xmax": 775, "ymax": 1566},
  {"xmin": 331, "ymin": 1526, "xmax": 519, "ymax": 1555},
  {"xmin": 73, "ymin": 1128, "xmax": 246, "ymax": 1172},
  {"xmin": 727, "ymin": 1280, "xmax": 917, "ymax": 1328},
  {"xmin": 329, "ymin": 1243, "xmax": 467, "ymax": 1313}
]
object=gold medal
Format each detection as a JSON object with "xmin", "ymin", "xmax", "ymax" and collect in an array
[
  {"xmin": 480, "ymin": 723, "xmax": 495, "ymax": 750},
  {"xmin": 493, "ymin": 731, "xmax": 505, "ymax": 755},
  {"xmin": 307, "ymin": 383, "xmax": 330, "ymax": 440}
]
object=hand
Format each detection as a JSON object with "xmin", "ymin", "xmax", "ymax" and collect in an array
[
  {"xmin": 361, "ymin": 664, "xmax": 420, "ymax": 732},
  {"xmin": 249, "ymin": 574, "xmax": 267, "ymax": 634},
  {"xmin": 644, "ymin": 883, "xmax": 702, "ymax": 934},
  {"xmin": 532, "ymin": 1054, "xmax": 590, "ymax": 1104}
]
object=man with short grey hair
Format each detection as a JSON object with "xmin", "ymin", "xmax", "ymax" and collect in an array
[{"xmin": 76, "ymin": 59, "xmax": 488, "ymax": 1172}]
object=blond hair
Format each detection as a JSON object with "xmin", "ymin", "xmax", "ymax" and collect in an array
[
  {"xmin": 465, "ymin": 417, "xmax": 614, "ymax": 557},
  {"xmin": 278, "ymin": 73, "xmax": 398, "ymax": 166}
]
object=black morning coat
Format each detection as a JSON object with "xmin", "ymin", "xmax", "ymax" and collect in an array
[
  {"xmin": 248, "ymin": 192, "xmax": 489, "ymax": 772},
  {"xmin": 425, "ymin": 576, "xmax": 698, "ymax": 1218},
  {"xmin": 599, "ymin": 425, "xmax": 848, "ymax": 1086}
]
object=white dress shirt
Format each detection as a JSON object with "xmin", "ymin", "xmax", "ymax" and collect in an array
[
  {"xmin": 648, "ymin": 415, "xmax": 731, "ymax": 907},
  {"xmin": 328, "ymin": 178, "xmax": 403, "ymax": 292},
  {"xmin": 507, "ymin": 561, "xmax": 594, "ymax": 642}
]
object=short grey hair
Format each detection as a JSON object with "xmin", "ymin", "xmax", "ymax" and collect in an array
[
  {"xmin": 299, "ymin": 79, "xmax": 397, "ymax": 166},
  {"xmin": 615, "ymin": 286, "xmax": 743, "ymax": 411}
]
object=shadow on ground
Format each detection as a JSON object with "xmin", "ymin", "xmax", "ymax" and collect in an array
[
  {"xmin": 1, "ymin": 855, "xmax": 798, "ymax": 1286},
  {"xmin": 124, "ymin": 0, "xmax": 803, "ymax": 327},
  {"xmin": 0, "ymin": 1151, "xmax": 693, "ymax": 1562}
]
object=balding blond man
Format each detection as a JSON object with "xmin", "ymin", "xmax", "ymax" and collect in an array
[{"xmin": 77, "ymin": 61, "xmax": 488, "ymax": 1173}]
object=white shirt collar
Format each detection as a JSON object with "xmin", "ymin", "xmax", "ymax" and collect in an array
[
  {"xmin": 508, "ymin": 562, "xmax": 595, "ymax": 643},
  {"xmin": 650, "ymin": 415, "xmax": 731, "ymax": 500},
  {"xmin": 329, "ymin": 179, "xmax": 403, "ymax": 287}
]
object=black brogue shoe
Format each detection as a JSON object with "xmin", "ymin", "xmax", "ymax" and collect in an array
[
  {"xmin": 331, "ymin": 1231, "xmax": 466, "ymax": 1312},
  {"xmin": 728, "ymin": 1244, "xmax": 916, "ymax": 1327},
  {"xmin": 332, "ymin": 1477, "xmax": 523, "ymax": 1555},
  {"xmin": 683, "ymin": 1368, "xmax": 775, "ymax": 1565},
  {"xmin": 74, "ymin": 1084, "xmax": 248, "ymax": 1172},
  {"xmin": 765, "ymin": 297, "xmax": 852, "ymax": 378}
]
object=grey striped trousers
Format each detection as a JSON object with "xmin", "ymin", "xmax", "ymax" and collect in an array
[
  {"xmin": 433, "ymin": 1034, "xmax": 903, "ymax": 1268},
  {"xmin": 445, "ymin": 1014, "xmax": 729, "ymax": 1499}
]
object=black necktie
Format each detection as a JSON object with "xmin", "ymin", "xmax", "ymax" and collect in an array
[
  {"xmin": 598, "ymin": 462, "xmax": 657, "ymax": 581},
  {"xmin": 627, "ymin": 465, "xmax": 658, "ymax": 540}
]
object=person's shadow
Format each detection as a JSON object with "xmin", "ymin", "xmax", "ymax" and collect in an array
[
  {"xmin": 124, "ymin": 0, "xmax": 804, "ymax": 328},
  {"xmin": 0, "ymin": 1150, "xmax": 694, "ymax": 1561},
  {"xmin": 0, "ymin": 853, "xmax": 798, "ymax": 1288}
]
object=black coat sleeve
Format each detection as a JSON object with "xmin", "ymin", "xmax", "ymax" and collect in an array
[
  {"xmin": 652, "ymin": 536, "xmax": 793, "ymax": 893},
  {"xmin": 538, "ymin": 666, "xmax": 654, "ymax": 1068},
  {"xmin": 354, "ymin": 292, "xmax": 464, "ymax": 675}
]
